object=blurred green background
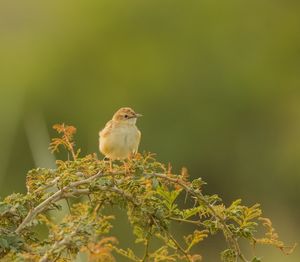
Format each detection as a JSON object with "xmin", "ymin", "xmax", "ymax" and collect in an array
[{"xmin": 0, "ymin": 0, "xmax": 299, "ymax": 261}]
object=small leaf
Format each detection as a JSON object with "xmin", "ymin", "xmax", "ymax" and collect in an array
[
  {"xmin": 0, "ymin": 238, "xmax": 9, "ymax": 249},
  {"xmin": 181, "ymin": 206, "xmax": 202, "ymax": 219},
  {"xmin": 221, "ymin": 249, "xmax": 237, "ymax": 262}
]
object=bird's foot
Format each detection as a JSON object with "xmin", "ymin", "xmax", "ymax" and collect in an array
[{"xmin": 103, "ymin": 157, "xmax": 114, "ymax": 173}]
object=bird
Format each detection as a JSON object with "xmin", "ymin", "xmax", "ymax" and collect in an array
[{"xmin": 99, "ymin": 107, "xmax": 142, "ymax": 170}]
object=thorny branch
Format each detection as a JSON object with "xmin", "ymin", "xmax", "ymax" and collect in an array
[
  {"xmin": 15, "ymin": 171, "xmax": 134, "ymax": 234},
  {"xmin": 165, "ymin": 230, "xmax": 192, "ymax": 262},
  {"xmin": 2, "ymin": 124, "xmax": 294, "ymax": 262},
  {"xmin": 13, "ymin": 168, "xmax": 294, "ymax": 262},
  {"xmin": 148, "ymin": 172, "xmax": 249, "ymax": 262},
  {"xmin": 39, "ymin": 230, "xmax": 78, "ymax": 262}
]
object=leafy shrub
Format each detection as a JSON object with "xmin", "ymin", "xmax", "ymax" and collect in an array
[{"xmin": 0, "ymin": 124, "xmax": 296, "ymax": 262}]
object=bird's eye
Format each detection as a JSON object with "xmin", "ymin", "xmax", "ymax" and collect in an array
[{"xmin": 124, "ymin": 114, "xmax": 128, "ymax": 118}]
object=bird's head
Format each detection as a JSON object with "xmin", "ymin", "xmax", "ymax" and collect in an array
[{"xmin": 112, "ymin": 107, "xmax": 142, "ymax": 124}]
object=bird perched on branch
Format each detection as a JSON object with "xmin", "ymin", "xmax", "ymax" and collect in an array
[{"xmin": 99, "ymin": 107, "xmax": 142, "ymax": 169}]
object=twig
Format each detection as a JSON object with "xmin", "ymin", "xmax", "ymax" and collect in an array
[
  {"xmin": 32, "ymin": 177, "xmax": 60, "ymax": 194},
  {"xmin": 169, "ymin": 217, "xmax": 203, "ymax": 226},
  {"xmin": 62, "ymin": 125, "xmax": 77, "ymax": 161},
  {"xmin": 39, "ymin": 230, "xmax": 78, "ymax": 262},
  {"xmin": 18, "ymin": 169, "xmax": 250, "ymax": 261},
  {"xmin": 68, "ymin": 170, "xmax": 103, "ymax": 187},
  {"xmin": 16, "ymin": 171, "xmax": 102, "ymax": 234},
  {"xmin": 109, "ymin": 186, "xmax": 140, "ymax": 206},
  {"xmin": 164, "ymin": 230, "xmax": 192, "ymax": 262},
  {"xmin": 142, "ymin": 237, "xmax": 150, "ymax": 262},
  {"xmin": 15, "ymin": 171, "xmax": 134, "ymax": 234},
  {"xmin": 148, "ymin": 173, "xmax": 249, "ymax": 262},
  {"xmin": 16, "ymin": 187, "xmax": 66, "ymax": 234}
]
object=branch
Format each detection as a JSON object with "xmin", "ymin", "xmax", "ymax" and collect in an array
[
  {"xmin": 16, "ymin": 170, "xmax": 137, "ymax": 234},
  {"xmin": 16, "ymin": 187, "xmax": 66, "ymax": 234},
  {"xmin": 165, "ymin": 230, "xmax": 192, "ymax": 262},
  {"xmin": 142, "ymin": 237, "xmax": 150, "ymax": 262},
  {"xmin": 16, "ymin": 169, "xmax": 277, "ymax": 262},
  {"xmin": 169, "ymin": 217, "xmax": 204, "ymax": 226},
  {"xmin": 3, "ymin": 123, "xmax": 293, "ymax": 262},
  {"xmin": 148, "ymin": 173, "xmax": 249, "ymax": 262},
  {"xmin": 39, "ymin": 229, "xmax": 78, "ymax": 262},
  {"xmin": 32, "ymin": 177, "xmax": 60, "ymax": 194}
]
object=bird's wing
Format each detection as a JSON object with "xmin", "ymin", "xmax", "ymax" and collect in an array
[
  {"xmin": 134, "ymin": 129, "xmax": 142, "ymax": 152},
  {"xmin": 99, "ymin": 120, "xmax": 114, "ymax": 138},
  {"xmin": 137, "ymin": 129, "xmax": 141, "ymax": 145}
]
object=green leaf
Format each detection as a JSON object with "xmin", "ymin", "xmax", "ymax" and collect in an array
[
  {"xmin": 156, "ymin": 186, "xmax": 182, "ymax": 211},
  {"xmin": 221, "ymin": 249, "xmax": 237, "ymax": 262},
  {"xmin": 152, "ymin": 177, "xmax": 159, "ymax": 189},
  {"xmin": 191, "ymin": 178, "xmax": 206, "ymax": 189},
  {"xmin": 181, "ymin": 206, "xmax": 202, "ymax": 219},
  {"xmin": 0, "ymin": 234, "xmax": 24, "ymax": 253},
  {"xmin": 0, "ymin": 202, "xmax": 12, "ymax": 216},
  {"xmin": 184, "ymin": 230, "xmax": 208, "ymax": 251},
  {"xmin": 0, "ymin": 238, "xmax": 9, "ymax": 249}
]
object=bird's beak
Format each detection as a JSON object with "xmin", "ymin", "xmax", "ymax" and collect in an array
[{"xmin": 135, "ymin": 113, "xmax": 143, "ymax": 118}]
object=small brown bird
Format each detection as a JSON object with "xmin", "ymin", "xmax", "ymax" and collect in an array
[{"xmin": 99, "ymin": 107, "xmax": 142, "ymax": 168}]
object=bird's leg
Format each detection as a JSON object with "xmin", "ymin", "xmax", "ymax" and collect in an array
[
  {"xmin": 122, "ymin": 159, "xmax": 130, "ymax": 175},
  {"xmin": 103, "ymin": 157, "xmax": 113, "ymax": 173},
  {"xmin": 122, "ymin": 160, "xmax": 128, "ymax": 174},
  {"xmin": 123, "ymin": 152, "xmax": 136, "ymax": 174},
  {"xmin": 109, "ymin": 159, "xmax": 117, "ymax": 185},
  {"xmin": 104, "ymin": 157, "xmax": 116, "ymax": 184}
]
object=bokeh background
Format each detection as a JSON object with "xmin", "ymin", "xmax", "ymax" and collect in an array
[{"xmin": 0, "ymin": 0, "xmax": 299, "ymax": 261}]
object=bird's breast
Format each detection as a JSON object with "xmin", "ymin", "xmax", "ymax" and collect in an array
[
  {"xmin": 100, "ymin": 124, "xmax": 139, "ymax": 159},
  {"xmin": 113, "ymin": 126, "xmax": 137, "ymax": 146}
]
